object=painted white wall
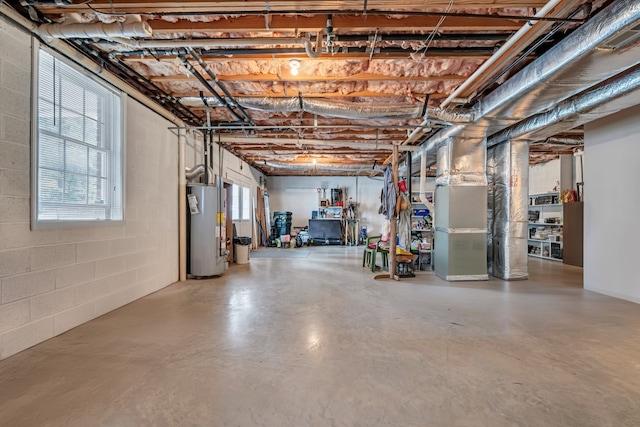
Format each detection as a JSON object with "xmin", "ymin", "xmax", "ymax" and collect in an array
[
  {"xmin": 0, "ymin": 19, "xmax": 180, "ymax": 359},
  {"xmin": 584, "ymin": 104, "xmax": 640, "ymax": 304},
  {"xmin": 0, "ymin": 17, "xmax": 264, "ymax": 360},
  {"xmin": 187, "ymin": 134, "xmax": 264, "ymax": 242},
  {"xmin": 529, "ymin": 155, "xmax": 574, "ymax": 197},
  {"xmin": 268, "ymin": 176, "xmax": 387, "ymax": 236}
]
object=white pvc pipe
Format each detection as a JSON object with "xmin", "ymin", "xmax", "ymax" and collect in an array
[
  {"xmin": 400, "ymin": 0, "xmax": 562, "ymax": 148},
  {"xmin": 178, "ymin": 129, "xmax": 187, "ymax": 282},
  {"xmin": 440, "ymin": 0, "xmax": 563, "ymax": 109}
]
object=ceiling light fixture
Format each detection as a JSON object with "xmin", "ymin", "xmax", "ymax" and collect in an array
[{"xmin": 289, "ymin": 59, "xmax": 301, "ymax": 76}]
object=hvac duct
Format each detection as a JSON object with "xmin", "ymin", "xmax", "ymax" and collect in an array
[
  {"xmin": 433, "ymin": 136, "xmax": 488, "ymax": 281},
  {"xmin": 303, "ymin": 98, "xmax": 423, "ymax": 120},
  {"xmin": 398, "ymin": 0, "xmax": 563, "ymax": 147},
  {"xmin": 440, "ymin": 0, "xmax": 563, "ymax": 108},
  {"xmin": 38, "ymin": 20, "xmax": 152, "ymax": 42},
  {"xmin": 479, "ymin": 0, "xmax": 640, "ymax": 122},
  {"xmin": 488, "ymin": 140, "xmax": 529, "ymax": 280},
  {"xmin": 180, "ymin": 96, "xmax": 469, "ymax": 122},
  {"xmin": 488, "ymin": 63, "xmax": 640, "ymax": 146},
  {"xmin": 185, "ymin": 164, "xmax": 206, "ymax": 181},
  {"xmin": 421, "ymin": 0, "xmax": 640, "ymax": 155},
  {"xmin": 536, "ymin": 136, "xmax": 584, "ymax": 145},
  {"xmin": 263, "ymin": 161, "xmax": 383, "ymax": 174},
  {"xmin": 112, "ymin": 31, "xmax": 324, "ymax": 59}
]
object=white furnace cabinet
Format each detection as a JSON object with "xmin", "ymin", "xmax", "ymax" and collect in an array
[{"xmin": 187, "ymin": 184, "xmax": 227, "ymax": 277}]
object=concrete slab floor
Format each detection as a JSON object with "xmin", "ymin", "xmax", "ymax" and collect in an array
[{"xmin": 0, "ymin": 246, "xmax": 639, "ymax": 426}]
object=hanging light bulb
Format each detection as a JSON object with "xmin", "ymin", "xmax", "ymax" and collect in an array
[{"xmin": 289, "ymin": 59, "xmax": 300, "ymax": 76}]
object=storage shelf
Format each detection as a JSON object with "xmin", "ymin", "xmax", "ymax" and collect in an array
[
  {"xmin": 528, "ymin": 238, "xmax": 563, "ymax": 245},
  {"xmin": 528, "ymin": 253, "xmax": 563, "ymax": 262},
  {"xmin": 529, "ymin": 192, "xmax": 559, "ymax": 197},
  {"xmin": 529, "ymin": 223, "xmax": 563, "ymax": 226}
]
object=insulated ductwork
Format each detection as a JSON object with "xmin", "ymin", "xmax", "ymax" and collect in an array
[
  {"xmin": 237, "ymin": 97, "xmax": 300, "ymax": 113},
  {"xmin": 433, "ymin": 136, "xmax": 488, "ymax": 281},
  {"xmin": 421, "ymin": 0, "xmax": 640, "ymax": 155},
  {"xmin": 435, "ymin": 136, "xmax": 487, "ymax": 186},
  {"xmin": 487, "ymin": 63, "xmax": 640, "ymax": 146},
  {"xmin": 185, "ymin": 164, "xmax": 214, "ymax": 182},
  {"xmin": 38, "ymin": 20, "xmax": 152, "ymax": 42},
  {"xmin": 263, "ymin": 161, "xmax": 383, "ymax": 174},
  {"xmin": 112, "ymin": 31, "xmax": 325, "ymax": 59},
  {"xmin": 488, "ymin": 140, "xmax": 529, "ymax": 280},
  {"xmin": 535, "ymin": 136, "xmax": 584, "ymax": 145},
  {"xmin": 180, "ymin": 96, "xmax": 463, "ymax": 122},
  {"xmin": 303, "ymin": 98, "xmax": 423, "ymax": 120}
]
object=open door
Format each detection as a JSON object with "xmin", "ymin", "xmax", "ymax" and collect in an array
[{"xmin": 223, "ymin": 180, "xmax": 233, "ymax": 264}]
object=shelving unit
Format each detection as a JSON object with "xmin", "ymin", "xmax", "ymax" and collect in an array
[
  {"xmin": 410, "ymin": 191, "xmax": 434, "ymax": 270},
  {"xmin": 528, "ymin": 192, "xmax": 563, "ymax": 261}
]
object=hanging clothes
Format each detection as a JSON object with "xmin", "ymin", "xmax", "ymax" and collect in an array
[
  {"xmin": 397, "ymin": 193, "xmax": 412, "ymax": 250},
  {"xmin": 381, "ymin": 166, "xmax": 396, "ymax": 221}
]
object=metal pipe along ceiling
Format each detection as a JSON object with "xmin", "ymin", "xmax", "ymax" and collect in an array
[
  {"xmin": 38, "ymin": 20, "xmax": 152, "ymax": 41},
  {"xmin": 487, "ymin": 64, "xmax": 640, "ymax": 147},
  {"xmin": 420, "ymin": 0, "xmax": 640, "ymax": 157},
  {"xmin": 113, "ymin": 32, "xmax": 325, "ymax": 59},
  {"xmin": 263, "ymin": 161, "xmax": 383, "ymax": 173},
  {"xmin": 179, "ymin": 97, "xmax": 472, "ymax": 123}
]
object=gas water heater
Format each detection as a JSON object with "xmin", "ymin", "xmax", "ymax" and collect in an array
[{"xmin": 187, "ymin": 184, "xmax": 227, "ymax": 277}]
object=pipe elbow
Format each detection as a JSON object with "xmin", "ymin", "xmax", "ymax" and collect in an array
[{"xmin": 304, "ymin": 29, "xmax": 325, "ymax": 58}]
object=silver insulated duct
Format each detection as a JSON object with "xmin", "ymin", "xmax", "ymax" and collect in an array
[
  {"xmin": 488, "ymin": 140, "xmax": 529, "ymax": 280},
  {"xmin": 421, "ymin": 0, "xmax": 640, "ymax": 154},
  {"xmin": 433, "ymin": 136, "xmax": 488, "ymax": 281},
  {"xmin": 263, "ymin": 161, "xmax": 383, "ymax": 174},
  {"xmin": 38, "ymin": 20, "xmax": 152, "ymax": 42},
  {"xmin": 179, "ymin": 96, "xmax": 472, "ymax": 122}
]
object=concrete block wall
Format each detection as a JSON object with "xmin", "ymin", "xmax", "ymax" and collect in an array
[
  {"xmin": 0, "ymin": 19, "xmax": 179, "ymax": 360},
  {"xmin": 187, "ymin": 132, "xmax": 264, "ymax": 240}
]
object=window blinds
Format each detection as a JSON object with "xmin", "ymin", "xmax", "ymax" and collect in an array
[{"xmin": 36, "ymin": 48, "xmax": 123, "ymax": 223}]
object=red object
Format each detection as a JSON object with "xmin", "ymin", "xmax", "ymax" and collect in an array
[
  {"xmin": 398, "ymin": 180, "xmax": 407, "ymax": 192},
  {"xmin": 336, "ymin": 201, "xmax": 343, "ymax": 206}
]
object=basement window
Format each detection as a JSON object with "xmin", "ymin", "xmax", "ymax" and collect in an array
[
  {"xmin": 32, "ymin": 45, "xmax": 124, "ymax": 228},
  {"xmin": 231, "ymin": 184, "xmax": 251, "ymax": 221},
  {"xmin": 242, "ymin": 186, "xmax": 251, "ymax": 220}
]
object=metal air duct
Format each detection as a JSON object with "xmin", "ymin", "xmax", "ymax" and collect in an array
[
  {"xmin": 112, "ymin": 31, "xmax": 325, "ymax": 59},
  {"xmin": 488, "ymin": 140, "xmax": 529, "ymax": 280},
  {"xmin": 263, "ymin": 161, "xmax": 383, "ymax": 174},
  {"xmin": 38, "ymin": 20, "xmax": 152, "ymax": 42}
]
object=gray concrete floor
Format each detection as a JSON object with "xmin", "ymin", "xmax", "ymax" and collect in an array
[{"xmin": 1, "ymin": 246, "xmax": 639, "ymax": 427}]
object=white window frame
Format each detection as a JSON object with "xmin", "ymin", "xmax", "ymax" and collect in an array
[
  {"xmin": 231, "ymin": 183, "xmax": 252, "ymax": 222},
  {"xmin": 31, "ymin": 42, "xmax": 125, "ymax": 229},
  {"xmin": 231, "ymin": 183, "xmax": 240, "ymax": 221},
  {"xmin": 241, "ymin": 186, "xmax": 251, "ymax": 221}
]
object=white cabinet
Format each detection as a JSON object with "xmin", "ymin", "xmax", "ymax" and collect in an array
[{"xmin": 528, "ymin": 192, "xmax": 563, "ymax": 261}]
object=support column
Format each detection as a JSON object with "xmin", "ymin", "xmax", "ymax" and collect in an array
[
  {"xmin": 488, "ymin": 139, "xmax": 529, "ymax": 280},
  {"xmin": 434, "ymin": 136, "xmax": 488, "ymax": 281},
  {"xmin": 178, "ymin": 129, "xmax": 187, "ymax": 282}
]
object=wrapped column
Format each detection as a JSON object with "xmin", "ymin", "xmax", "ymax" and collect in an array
[
  {"xmin": 434, "ymin": 136, "xmax": 488, "ymax": 281},
  {"xmin": 488, "ymin": 140, "xmax": 529, "ymax": 280}
]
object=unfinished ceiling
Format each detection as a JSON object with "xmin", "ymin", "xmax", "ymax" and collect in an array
[{"xmin": 10, "ymin": 0, "xmax": 609, "ymax": 175}]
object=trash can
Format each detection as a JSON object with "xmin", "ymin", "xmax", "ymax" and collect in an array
[{"xmin": 233, "ymin": 236, "xmax": 251, "ymax": 264}]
